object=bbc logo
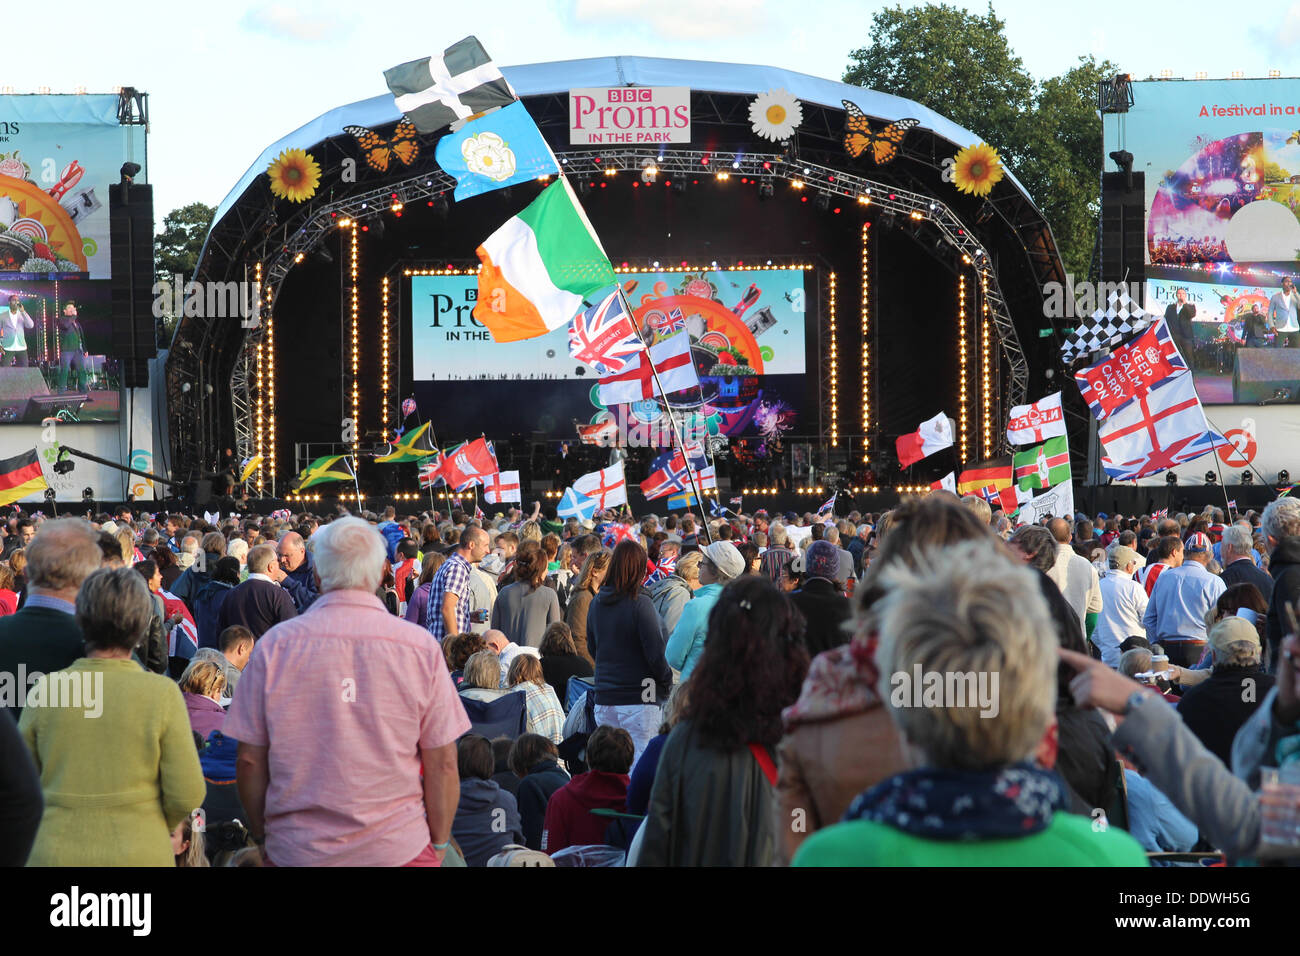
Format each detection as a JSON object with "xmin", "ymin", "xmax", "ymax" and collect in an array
[{"xmin": 607, "ymin": 89, "xmax": 653, "ymax": 103}]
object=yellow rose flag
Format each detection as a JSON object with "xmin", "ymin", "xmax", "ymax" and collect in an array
[{"xmin": 472, "ymin": 178, "xmax": 616, "ymax": 343}]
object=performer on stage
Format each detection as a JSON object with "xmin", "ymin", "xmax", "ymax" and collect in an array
[
  {"xmin": 56, "ymin": 301, "xmax": 89, "ymax": 393},
  {"xmin": 1243, "ymin": 303, "xmax": 1269, "ymax": 349},
  {"xmin": 1268, "ymin": 276, "xmax": 1300, "ymax": 349},
  {"xmin": 0, "ymin": 295, "xmax": 34, "ymax": 367},
  {"xmin": 1164, "ymin": 287, "xmax": 1196, "ymax": 364}
]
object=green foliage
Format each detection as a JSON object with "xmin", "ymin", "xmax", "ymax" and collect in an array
[
  {"xmin": 154, "ymin": 202, "xmax": 215, "ymax": 280},
  {"xmin": 844, "ymin": 3, "xmax": 1115, "ymax": 277}
]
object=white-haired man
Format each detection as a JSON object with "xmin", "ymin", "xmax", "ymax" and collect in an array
[
  {"xmin": 1219, "ymin": 524, "xmax": 1273, "ymax": 603},
  {"xmin": 225, "ymin": 517, "xmax": 469, "ymax": 866}
]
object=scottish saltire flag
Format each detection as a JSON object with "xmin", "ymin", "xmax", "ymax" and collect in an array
[
  {"xmin": 708, "ymin": 497, "xmax": 727, "ymax": 517},
  {"xmin": 384, "ymin": 37, "xmax": 516, "ymax": 134},
  {"xmin": 570, "ymin": 289, "xmax": 645, "ymax": 375},
  {"xmin": 1098, "ymin": 373, "xmax": 1226, "ymax": 480},
  {"xmin": 557, "ymin": 487, "xmax": 598, "ymax": 521},
  {"xmin": 483, "ymin": 470, "xmax": 521, "ymax": 504},
  {"xmin": 435, "ymin": 101, "xmax": 560, "ymax": 201},
  {"xmin": 1075, "ymin": 317, "xmax": 1188, "ymax": 421},
  {"xmin": 597, "ymin": 332, "xmax": 698, "ymax": 405}
]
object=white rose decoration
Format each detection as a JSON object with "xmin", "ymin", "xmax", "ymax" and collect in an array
[{"xmin": 461, "ymin": 131, "xmax": 517, "ymax": 182}]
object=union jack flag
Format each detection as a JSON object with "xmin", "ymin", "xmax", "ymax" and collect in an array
[
  {"xmin": 1152, "ymin": 508, "xmax": 1168, "ymax": 519},
  {"xmin": 661, "ymin": 307, "xmax": 686, "ymax": 334},
  {"xmin": 644, "ymin": 552, "xmax": 678, "ymax": 586},
  {"xmin": 1099, "ymin": 374, "xmax": 1226, "ymax": 481},
  {"xmin": 569, "ymin": 290, "xmax": 645, "ymax": 376},
  {"xmin": 418, "ymin": 454, "xmax": 444, "ymax": 489},
  {"xmin": 1075, "ymin": 317, "xmax": 1187, "ymax": 422}
]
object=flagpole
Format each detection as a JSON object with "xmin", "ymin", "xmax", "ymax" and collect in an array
[
  {"xmin": 349, "ymin": 455, "xmax": 362, "ymax": 514},
  {"xmin": 616, "ymin": 287, "xmax": 713, "ymax": 544}
]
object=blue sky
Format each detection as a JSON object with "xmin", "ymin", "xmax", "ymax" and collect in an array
[{"xmin": 11, "ymin": 0, "xmax": 1300, "ymax": 221}]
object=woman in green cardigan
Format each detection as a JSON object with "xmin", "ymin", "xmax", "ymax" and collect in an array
[
  {"xmin": 794, "ymin": 539, "xmax": 1149, "ymax": 868},
  {"xmin": 19, "ymin": 567, "xmax": 206, "ymax": 866}
]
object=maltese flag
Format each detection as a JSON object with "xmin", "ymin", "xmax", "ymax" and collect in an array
[{"xmin": 896, "ymin": 412, "xmax": 954, "ymax": 469}]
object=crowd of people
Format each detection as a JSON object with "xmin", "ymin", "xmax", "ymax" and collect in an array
[{"xmin": 2, "ymin": 490, "xmax": 1300, "ymax": 867}]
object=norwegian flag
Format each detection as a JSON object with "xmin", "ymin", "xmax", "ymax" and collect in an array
[
  {"xmin": 570, "ymin": 290, "xmax": 645, "ymax": 375},
  {"xmin": 641, "ymin": 455, "xmax": 692, "ymax": 500},
  {"xmin": 483, "ymin": 470, "xmax": 521, "ymax": 504},
  {"xmin": 1075, "ymin": 317, "xmax": 1187, "ymax": 421},
  {"xmin": 573, "ymin": 461, "xmax": 628, "ymax": 509},
  {"xmin": 597, "ymin": 332, "xmax": 699, "ymax": 406},
  {"xmin": 1061, "ymin": 288, "xmax": 1152, "ymax": 366},
  {"xmin": 1099, "ymin": 373, "xmax": 1227, "ymax": 480}
]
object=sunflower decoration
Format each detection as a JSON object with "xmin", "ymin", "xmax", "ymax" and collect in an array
[
  {"xmin": 266, "ymin": 148, "xmax": 322, "ymax": 203},
  {"xmin": 951, "ymin": 143, "xmax": 1005, "ymax": 197},
  {"xmin": 749, "ymin": 89, "xmax": 803, "ymax": 142}
]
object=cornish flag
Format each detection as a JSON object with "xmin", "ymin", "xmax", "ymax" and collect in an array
[
  {"xmin": 557, "ymin": 487, "xmax": 598, "ymax": 521},
  {"xmin": 483, "ymin": 470, "xmax": 521, "ymax": 504},
  {"xmin": 384, "ymin": 37, "xmax": 517, "ymax": 135},
  {"xmin": 572, "ymin": 461, "xmax": 628, "ymax": 509},
  {"xmin": 597, "ymin": 332, "xmax": 699, "ymax": 406},
  {"xmin": 1099, "ymin": 373, "xmax": 1226, "ymax": 480},
  {"xmin": 570, "ymin": 290, "xmax": 645, "ymax": 375}
]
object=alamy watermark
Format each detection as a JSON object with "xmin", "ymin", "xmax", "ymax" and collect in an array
[
  {"xmin": 1042, "ymin": 274, "xmax": 1145, "ymax": 320},
  {"xmin": 889, "ymin": 665, "xmax": 1000, "ymax": 718},
  {"xmin": 0, "ymin": 666, "xmax": 102, "ymax": 718},
  {"xmin": 152, "ymin": 272, "xmax": 261, "ymax": 328}
]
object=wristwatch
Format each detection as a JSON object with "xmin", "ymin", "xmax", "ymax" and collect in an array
[{"xmin": 1123, "ymin": 689, "xmax": 1152, "ymax": 715}]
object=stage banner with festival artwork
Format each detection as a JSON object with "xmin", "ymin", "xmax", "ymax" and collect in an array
[{"xmin": 411, "ymin": 265, "xmax": 809, "ymax": 439}]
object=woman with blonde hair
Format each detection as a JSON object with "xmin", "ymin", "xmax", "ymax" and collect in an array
[
  {"xmin": 181, "ymin": 660, "xmax": 228, "ymax": 740},
  {"xmin": 172, "ymin": 813, "xmax": 209, "ymax": 867},
  {"xmin": 460, "ymin": 650, "xmax": 507, "ymax": 703},
  {"xmin": 565, "ymin": 549, "xmax": 609, "ymax": 664},
  {"xmin": 507, "ymin": 654, "xmax": 565, "ymax": 744}
]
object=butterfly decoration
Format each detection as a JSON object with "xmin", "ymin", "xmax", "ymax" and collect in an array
[
  {"xmin": 842, "ymin": 101, "xmax": 919, "ymax": 165},
  {"xmin": 1287, "ymin": 130, "xmax": 1300, "ymax": 146},
  {"xmin": 343, "ymin": 119, "xmax": 421, "ymax": 172}
]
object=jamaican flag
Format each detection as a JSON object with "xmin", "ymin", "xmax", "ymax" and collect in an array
[
  {"xmin": 290, "ymin": 455, "xmax": 355, "ymax": 491},
  {"xmin": 375, "ymin": 422, "xmax": 438, "ymax": 464}
]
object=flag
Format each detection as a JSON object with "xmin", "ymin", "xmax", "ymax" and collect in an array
[
  {"xmin": 958, "ymin": 456, "xmax": 1014, "ymax": 499},
  {"xmin": 1074, "ymin": 317, "xmax": 1187, "ymax": 421},
  {"xmin": 1060, "ymin": 287, "xmax": 1152, "ymax": 366},
  {"xmin": 1013, "ymin": 435, "xmax": 1071, "ymax": 491},
  {"xmin": 645, "ymin": 551, "xmax": 678, "ymax": 587},
  {"xmin": 572, "ymin": 461, "xmax": 628, "ymax": 509},
  {"xmin": 708, "ymin": 497, "xmax": 727, "ymax": 517},
  {"xmin": 597, "ymin": 332, "xmax": 698, "ymax": 406},
  {"xmin": 160, "ymin": 590, "xmax": 198, "ymax": 661},
  {"xmin": 290, "ymin": 455, "xmax": 355, "ymax": 492},
  {"xmin": 649, "ymin": 440, "xmax": 707, "ymax": 474},
  {"xmin": 1278, "ymin": 486, "xmax": 1295, "ymax": 499},
  {"xmin": 556, "ymin": 487, "xmax": 598, "ymax": 521},
  {"xmin": 817, "ymin": 492, "xmax": 837, "ymax": 516},
  {"xmin": 667, "ymin": 489, "xmax": 700, "ymax": 510},
  {"xmin": 602, "ymin": 523, "xmax": 640, "ymax": 548},
  {"xmin": 570, "ymin": 289, "xmax": 645, "ymax": 375},
  {"xmin": 1016, "ymin": 483, "xmax": 1076, "ymax": 527},
  {"xmin": 239, "ymin": 454, "xmax": 264, "ymax": 483},
  {"xmin": 383, "ymin": 37, "xmax": 516, "ymax": 135},
  {"xmin": 375, "ymin": 421, "xmax": 438, "ymax": 463},
  {"xmin": 434, "ymin": 101, "xmax": 560, "ymax": 202},
  {"xmin": 730, "ymin": 495, "xmax": 743, "ymax": 508},
  {"xmin": 483, "ymin": 470, "xmax": 521, "ymax": 504},
  {"xmin": 1227, "ymin": 499, "xmax": 1237, "ymax": 511},
  {"xmin": 441, "ymin": 437, "xmax": 499, "ymax": 489},
  {"xmin": 895, "ymin": 412, "xmax": 954, "ymax": 469},
  {"xmin": 1098, "ymin": 373, "xmax": 1226, "ymax": 481},
  {"xmin": 1006, "ymin": 392, "xmax": 1066, "ymax": 446},
  {"xmin": 475, "ymin": 504, "xmax": 485, "ymax": 521},
  {"xmin": 401, "ymin": 397, "xmax": 418, "ymax": 418},
  {"xmin": 930, "ymin": 472, "xmax": 957, "ymax": 494},
  {"xmin": 575, "ymin": 418, "xmax": 619, "ymax": 446},
  {"xmin": 640, "ymin": 455, "xmax": 692, "ymax": 500},
  {"xmin": 418, "ymin": 454, "xmax": 444, "ymax": 489},
  {"xmin": 0, "ymin": 449, "xmax": 47, "ymax": 506},
  {"xmin": 1152, "ymin": 508, "xmax": 1168, "ymax": 519},
  {"xmin": 472, "ymin": 178, "xmax": 616, "ymax": 342}
]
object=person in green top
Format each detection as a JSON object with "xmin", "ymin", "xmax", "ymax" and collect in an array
[
  {"xmin": 56, "ymin": 300, "xmax": 88, "ymax": 393},
  {"xmin": 794, "ymin": 537, "xmax": 1149, "ymax": 868},
  {"xmin": 1, "ymin": 295, "xmax": 35, "ymax": 366}
]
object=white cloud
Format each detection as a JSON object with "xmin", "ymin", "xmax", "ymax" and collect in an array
[
  {"xmin": 239, "ymin": 2, "xmax": 358, "ymax": 43},
  {"xmin": 1248, "ymin": 2, "xmax": 1300, "ymax": 58},
  {"xmin": 570, "ymin": 0, "xmax": 773, "ymax": 39}
]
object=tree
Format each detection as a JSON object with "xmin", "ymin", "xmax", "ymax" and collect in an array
[
  {"xmin": 843, "ymin": 4, "xmax": 1112, "ymax": 277},
  {"xmin": 154, "ymin": 202, "xmax": 215, "ymax": 279}
]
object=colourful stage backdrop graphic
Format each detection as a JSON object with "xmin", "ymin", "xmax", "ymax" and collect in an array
[{"xmin": 411, "ymin": 266, "xmax": 808, "ymax": 438}]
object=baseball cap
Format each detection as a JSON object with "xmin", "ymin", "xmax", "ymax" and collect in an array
[
  {"xmin": 702, "ymin": 540, "xmax": 745, "ymax": 580},
  {"xmin": 1110, "ymin": 545, "xmax": 1139, "ymax": 570},
  {"xmin": 1209, "ymin": 616, "xmax": 1260, "ymax": 653},
  {"xmin": 1184, "ymin": 532, "xmax": 1212, "ymax": 553}
]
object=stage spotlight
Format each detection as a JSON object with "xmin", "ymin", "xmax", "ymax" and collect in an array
[
  {"xmin": 880, "ymin": 210, "xmax": 897, "ymax": 229},
  {"xmin": 671, "ymin": 179, "xmax": 686, "ymax": 194},
  {"xmin": 1279, "ymin": 469, "xmax": 1291, "ymax": 485},
  {"xmin": 1204, "ymin": 471, "xmax": 1217, "ymax": 485},
  {"xmin": 1241, "ymin": 470, "xmax": 1254, "ymax": 485},
  {"xmin": 53, "ymin": 449, "xmax": 74, "ymax": 475},
  {"xmin": 1165, "ymin": 471, "xmax": 1178, "ymax": 485},
  {"xmin": 976, "ymin": 201, "xmax": 994, "ymax": 225},
  {"xmin": 757, "ymin": 181, "xmax": 775, "ymax": 200},
  {"xmin": 367, "ymin": 218, "xmax": 386, "ymax": 239},
  {"xmin": 577, "ymin": 179, "xmax": 593, "ymax": 196},
  {"xmin": 1109, "ymin": 149, "xmax": 1135, "ymax": 189},
  {"xmin": 82, "ymin": 487, "xmax": 94, "ymax": 501}
]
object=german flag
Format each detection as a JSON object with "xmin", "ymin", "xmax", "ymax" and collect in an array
[
  {"xmin": 957, "ymin": 456, "xmax": 1017, "ymax": 512},
  {"xmin": 0, "ymin": 449, "xmax": 49, "ymax": 507}
]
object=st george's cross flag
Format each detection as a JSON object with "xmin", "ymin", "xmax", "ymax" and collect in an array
[
  {"xmin": 1098, "ymin": 373, "xmax": 1226, "ymax": 480},
  {"xmin": 896, "ymin": 412, "xmax": 954, "ymax": 469},
  {"xmin": 1006, "ymin": 392, "xmax": 1066, "ymax": 446},
  {"xmin": 556, "ymin": 487, "xmax": 598, "ymax": 522},
  {"xmin": 597, "ymin": 332, "xmax": 698, "ymax": 406},
  {"xmin": 1013, "ymin": 435, "xmax": 1071, "ymax": 491},
  {"xmin": 570, "ymin": 289, "xmax": 645, "ymax": 375},
  {"xmin": 472, "ymin": 178, "xmax": 616, "ymax": 342},
  {"xmin": 483, "ymin": 470, "xmax": 521, "ymax": 504},
  {"xmin": 1074, "ymin": 317, "xmax": 1187, "ymax": 421},
  {"xmin": 572, "ymin": 461, "xmax": 628, "ymax": 509},
  {"xmin": 384, "ymin": 37, "xmax": 516, "ymax": 135}
]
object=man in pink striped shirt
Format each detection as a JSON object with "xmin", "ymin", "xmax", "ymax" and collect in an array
[{"xmin": 225, "ymin": 517, "xmax": 469, "ymax": 866}]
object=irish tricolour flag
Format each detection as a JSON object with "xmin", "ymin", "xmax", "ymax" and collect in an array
[{"xmin": 472, "ymin": 178, "xmax": 616, "ymax": 342}]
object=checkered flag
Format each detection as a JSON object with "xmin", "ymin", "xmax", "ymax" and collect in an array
[{"xmin": 1060, "ymin": 289, "xmax": 1152, "ymax": 366}]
